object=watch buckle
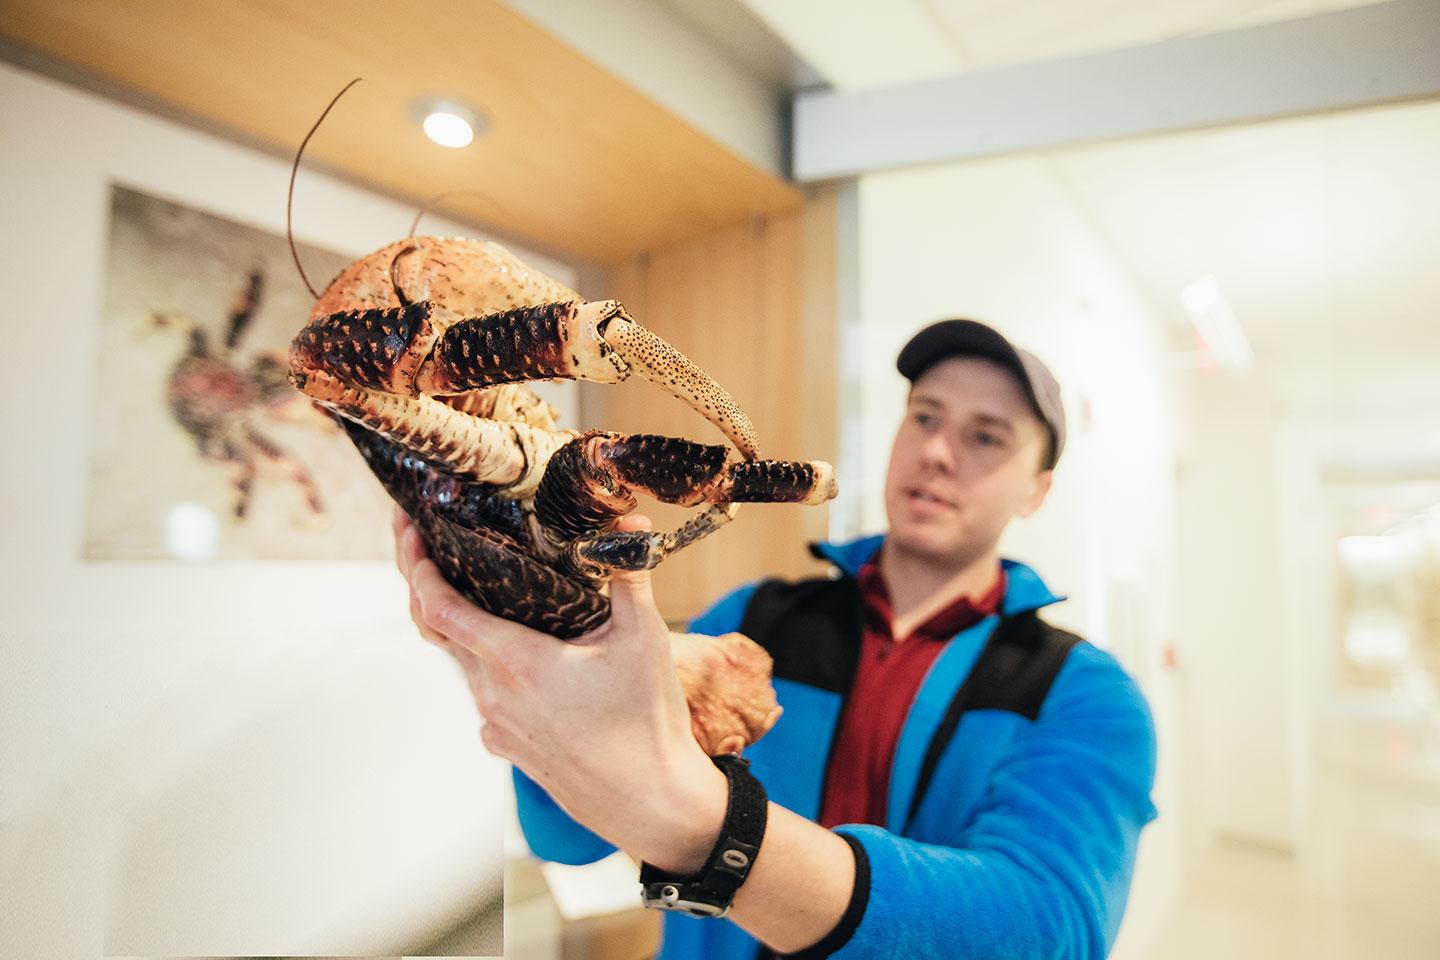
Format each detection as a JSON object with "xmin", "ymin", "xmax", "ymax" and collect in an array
[{"xmin": 643, "ymin": 883, "xmax": 732, "ymax": 918}]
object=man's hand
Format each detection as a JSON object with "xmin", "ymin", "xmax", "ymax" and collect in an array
[{"xmin": 393, "ymin": 506, "xmax": 728, "ymax": 874}]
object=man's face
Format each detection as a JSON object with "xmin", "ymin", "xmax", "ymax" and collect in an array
[{"xmin": 883, "ymin": 355, "xmax": 1053, "ymax": 566}]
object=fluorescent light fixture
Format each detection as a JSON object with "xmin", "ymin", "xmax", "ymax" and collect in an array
[
  {"xmin": 409, "ymin": 96, "xmax": 488, "ymax": 149},
  {"xmin": 1180, "ymin": 275, "xmax": 1253, "ymax": 373}
]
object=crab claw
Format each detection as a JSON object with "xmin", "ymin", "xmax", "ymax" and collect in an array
[{"xmin": 580, "ymin": 302, "xmax": 761, "ymax": 460}]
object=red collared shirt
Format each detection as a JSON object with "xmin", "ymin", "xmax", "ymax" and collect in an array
[{"xmin": 818, "ymin": 558, "xmax": 1006, "ymax": 829}]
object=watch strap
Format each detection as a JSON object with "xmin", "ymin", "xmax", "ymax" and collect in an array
[{"xmin": 639, "ymin": 753, "xmax": 768, "ymax": 917}]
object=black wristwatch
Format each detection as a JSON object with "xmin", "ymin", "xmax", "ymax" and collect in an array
[{"xmin": 639, "ymin": 753, "xmax": 768, "ymax": 918}]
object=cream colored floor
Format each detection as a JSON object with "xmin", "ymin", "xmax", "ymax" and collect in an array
[{"xmin": 1145, "ymin": 662, "xmax": 1440, "ymax": 959}]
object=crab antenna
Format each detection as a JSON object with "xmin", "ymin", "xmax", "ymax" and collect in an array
[
  {"xmin": 407, "ymin": 188, "xmax": 512, "ymax": 238},
  {"xmin": 287, "ymin": 77, "xmax": 363, "ymax": 299}
]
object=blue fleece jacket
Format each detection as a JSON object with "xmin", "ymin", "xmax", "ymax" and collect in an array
[{"xmin": 513, "ymin": 534, "xmax": 1158, "ymax": 958}]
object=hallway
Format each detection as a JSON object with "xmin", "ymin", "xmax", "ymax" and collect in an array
[{"xmin": 1148, "ymin": 650, "xmax": 1440, "ymax": 957}]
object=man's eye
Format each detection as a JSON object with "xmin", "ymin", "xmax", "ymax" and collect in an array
[
  {"xmin": 912, "ymin": 412, "xmax": 935, "ymax": 427},
  {"xmin": 974, "ymin": 432, "xmax": 1003, "ymax": 447}
]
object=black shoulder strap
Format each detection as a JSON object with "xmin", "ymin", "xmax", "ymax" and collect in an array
[
  {"xmin": 739, "ymin": 575, "xmax": 864, "ymax": 694},
  {"xmin": 904, "ymin": 611, "xmax": 1081, "ymax": 831}
]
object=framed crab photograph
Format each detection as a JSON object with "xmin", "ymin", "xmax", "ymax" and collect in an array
[{"xmin": 82, "ymin": 183, "xmax": 398, "ymax": 561}]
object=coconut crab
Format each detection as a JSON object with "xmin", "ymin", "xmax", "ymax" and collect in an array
[{"xmin": 287, "ymin": 236, "xmax": 836, "ymax": 753}]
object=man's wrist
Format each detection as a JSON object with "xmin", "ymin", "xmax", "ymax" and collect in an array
[{"xmin": 636, "ymin": 753, "xmax": 730, "ymax": 874}]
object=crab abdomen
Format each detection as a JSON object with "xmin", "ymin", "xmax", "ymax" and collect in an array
[{"xmin": 341, "ymin": 419, "xmax": 609, "ymax": 639}]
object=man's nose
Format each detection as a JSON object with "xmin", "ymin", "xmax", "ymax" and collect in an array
[{"xmin": 919, "ymin": 431, "xmax": 957, "ymax": 473}]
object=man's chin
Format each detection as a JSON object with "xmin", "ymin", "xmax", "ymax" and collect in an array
[{"xmin": 886, "ymin": 525, "xmax": 962, "ymax": 563}]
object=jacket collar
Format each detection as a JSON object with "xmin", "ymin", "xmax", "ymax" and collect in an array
[{"xmin": 808, "ymin": 534, "xmax": 1065, "ymax": 616}]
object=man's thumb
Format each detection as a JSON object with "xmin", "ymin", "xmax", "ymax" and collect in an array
[
  {"xmin": 606, "ymin": 515, "xmax": 667, "ymax": 637},
  {"xmin": 609, "ymin": 566, "xmax": 658, "ymax": 622}
]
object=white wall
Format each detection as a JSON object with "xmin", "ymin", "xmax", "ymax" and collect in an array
[
  {"xmin": 1174, "ymin": 373, "xmax": 1300, "ymax": 848},
  {"xmin": 845, "ymin": 153, "xmax": 1183, "ymax": 955},
  {"xmin": 0, "ymin": 61, "xmax": 577, "ymax": 958}
]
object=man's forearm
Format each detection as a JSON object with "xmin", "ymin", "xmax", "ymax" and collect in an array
[
  {"xmin": 623, "ymin": 768, "xmax": 857, "ymax": 955},
  {"xmin": 727, "ymin": 803, "xmax": 856, "ymax": 955},
  {"xmin": 565, "ymin": 757, "xmax": 855, "ymax": 954}
]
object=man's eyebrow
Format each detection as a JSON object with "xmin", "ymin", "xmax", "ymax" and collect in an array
[
  {"xmin": 908, "ymin": 393, "xmax": 1020, "ymax": 432},
  {"xmin": 972, "ymin": 412, "xmax": 1016, "ymax": 433}
]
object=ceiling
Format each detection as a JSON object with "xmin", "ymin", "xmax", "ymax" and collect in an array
[
  {"xmin": 738, "ymin": 0, "xmax": 1388, "ymax": 91},
  {"xmin": 0, "ymin": 0, "xmax": 802, "ymax": 266},
  {"xmin": 658, "ymin": 0, "xmax": 824, "ymax": 91},
  {"xmin": 1050, "ymin": 97, "xmax": 1440, "ymax": 372},
  {"xmin": 733, "ymin": 0, "xmax": 1439, "ymax": 384}
]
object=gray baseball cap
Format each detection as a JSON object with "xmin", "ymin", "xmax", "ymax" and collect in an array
[{"xmin": 896, "ymin": 318, "xmax": 1066, "ymax": 469}]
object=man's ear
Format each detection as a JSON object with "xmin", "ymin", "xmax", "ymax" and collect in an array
[{"xmin": 1018, "ymin": 469, "xmax": 1053, "ymax": 518}]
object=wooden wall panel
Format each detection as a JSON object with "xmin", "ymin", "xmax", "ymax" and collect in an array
[{"xmin": 585, "ymin": 189, "xmax": 839, "ymax": 625}]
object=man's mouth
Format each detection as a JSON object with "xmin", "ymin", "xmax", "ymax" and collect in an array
[{"xmin": 904, "ymin": 487, "xmax": 955, "ymax": 509}]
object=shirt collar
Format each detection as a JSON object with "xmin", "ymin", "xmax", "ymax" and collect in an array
[
  {"xmin": 809, "ymin": 533, "xmax": 1066, "ymax": 617},
  {"xmin": 858, "ymin": 558, "xmax": 1006, "ymax": 641}
]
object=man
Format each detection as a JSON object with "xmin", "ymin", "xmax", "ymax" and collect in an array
[{"xmin": 395, "ymin": 318, "xmax": 1158, "ymax": 958}]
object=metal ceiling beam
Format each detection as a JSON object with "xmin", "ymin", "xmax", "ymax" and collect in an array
[{"xmin": 792, "ymin": 0, "xmax": 1440, "ymax": 182}]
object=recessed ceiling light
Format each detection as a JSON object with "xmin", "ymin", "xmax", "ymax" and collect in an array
[{"xmin": 409, "ymin": 96, "xmax": 488, "ymax": 149}]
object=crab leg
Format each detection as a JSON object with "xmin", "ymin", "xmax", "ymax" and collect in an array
[
  {"xmin": 410, "ymin": 300, "xmax": 760, "ymax": 458},
  {"xmin": 218, "ymin": 437, "xmax": 256, "ymax": 520},
  {"xmin": 291, "ymin": 301, "xmax": 435, "ymax": 396},
  {"xmin": 294, "ymin": 295, "xmax": 762, "ymax": 458},
  {"xmin": 535, "ymin": 433, "xmax": 837, "ymax": 574},
  {"xmin": 596, "ymin": 310, "xmax": 760, "ymax": 460},
  {"xmin": 223, "ymin": 270, "xmax": 264, "ymax": 353},
  {"xmin": 535, "ymin": 433, "xmax": 835, "ymax": 535},
  {"xmin": 246, "ymin": 427, "xmax": 324, "ymax": 515},
  {"xmin": 567, "ymin": 503, "xmax": 741, "ymax": 575},
  {"xmin": 296, "ymin": 367, "xmax": 574, "ymax": 497},
  {"xmin": 440, "ymin": 384, "xmax": 562, "ymax": 432}
]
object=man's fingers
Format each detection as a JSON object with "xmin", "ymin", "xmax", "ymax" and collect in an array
[
  {"xmin": 452, "ymin": 645, "xmax": 494, "ymax": 706},
  {"xmin": 412, "ymin": 556, "xmax": 484, "ymax": 640},
  {"xmin": 392, "ymin": 506, "xmax": 413, "ymax": 576},
  {"xmin": 607, "ymin": 567, "xmax": 660, "ymax": 627},
  {"xmin": 411, "ymin": 586, "xmax": 451, "ymax": 650},
  {"xmin": 396, "ymin": 524, "xmax": 428, "ymax": 582}
]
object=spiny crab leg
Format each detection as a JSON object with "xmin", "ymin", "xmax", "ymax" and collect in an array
[
  {"xmin": 566, "ymin": 503, "xmax": 742, "ymax": 576},
  {"xmin": 534, "ymin": 432, "xmax": 838, "ymax": 576},
  {"xmin": 297, "ymin": 367, "xmax": 574, "ymax": 498},
  {"xmin": 409, "ymin": 300, "xmax": 761, "ymax": 459}
]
